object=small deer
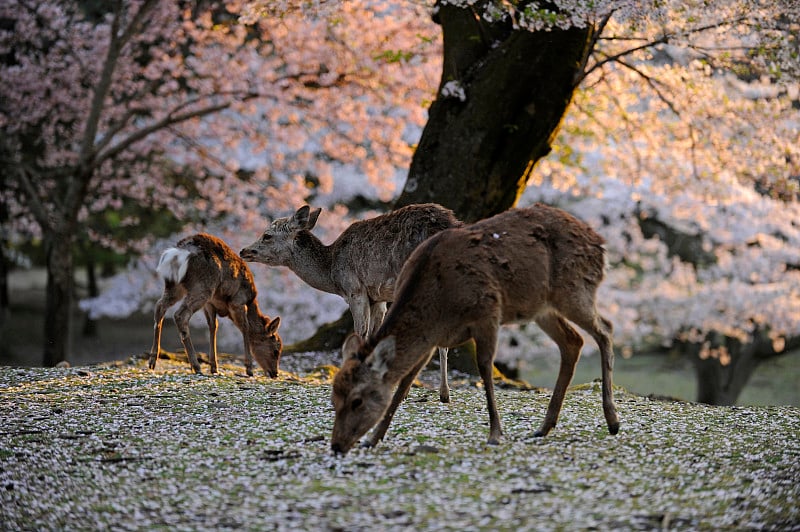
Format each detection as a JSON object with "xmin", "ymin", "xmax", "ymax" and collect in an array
[
  {"xmin": 240, "ymin": 203, "xmax": 460, "ymax": 402},
  {"xmin": 331, "ymin": 204, "xmax": 620, "ymax": 454},
  {"xmin": 148, "ymin": 233, "xmax": 282, "ymax": 377}
]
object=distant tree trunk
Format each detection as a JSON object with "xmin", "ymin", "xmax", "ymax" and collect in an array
[
  {"xmin": 688, "ymin": 329, "xmax": 798, "ymax": 405},
  {"xmin": 82, "ymin": 253, "xmax": 99, "ymax": 337},
  {"xmin": 42, "ymin": 230, "xmax": 74, "ymax": 367},
  {"xmin": 395, "ymin": 1, "xmax": 592, "ymax": 223},
  {"xmin": 0, "ymin": 196, "xmax": 8, "ymax": 321}
]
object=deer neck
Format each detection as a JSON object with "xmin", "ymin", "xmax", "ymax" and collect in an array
[
  {"xmin": 246, "ymin": 298, "xmax": 267, "ymax": 326},
  {"xmin": 289, "ymin": 231, "xmax": 338, "ymax": 295},
  {"xmin": 381, "ymin": 315, "xmax": 437, "ymax": 386}
]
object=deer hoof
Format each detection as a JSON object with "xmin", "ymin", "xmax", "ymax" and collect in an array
[
  {"xmin": 439, "ymin": 391, "xmax": 450, "ymax": 403},
  {"xmin": 245, "ymin": 367, "xmax": 254, "ymax": 377}
]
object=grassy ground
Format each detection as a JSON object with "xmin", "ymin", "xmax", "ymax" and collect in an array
[{"xmin": 1, "ymin": 357, "xmax": 798, "ymax": 530}]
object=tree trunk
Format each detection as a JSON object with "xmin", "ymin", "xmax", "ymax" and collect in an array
[
  {"xmin": 395, "ymin": 2, "xmax": 592, "ymax": 222},
  {"xmin": 82, "ymin": 251, "xmax": 98, "ymax": 337},
  {"xmin": 42, "ymin": 232, "xmax": 74, "ymax": 367},
  {"xmin": 689, "ymin": 329, "xmax": 789, "ymax": 405}
]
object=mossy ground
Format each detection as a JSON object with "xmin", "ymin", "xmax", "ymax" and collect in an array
[{"xmin": 1, "ymin": 357, "xmax": 798, "ymax": 530}]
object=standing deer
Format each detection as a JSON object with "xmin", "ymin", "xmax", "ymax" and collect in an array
[
  {"xmin": 330, "ymin": 204, "xmax": 620, "ymax": 454},
  {"xmin": 240, "ymin": 203, "xmax": 460, "ymax": 402},
  {"xmin": 148, "ymin": 233, "xmax": 282, "ymax": 377}
]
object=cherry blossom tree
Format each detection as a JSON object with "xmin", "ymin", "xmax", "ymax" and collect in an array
[
  {"xmin": 239, "ymin": 0, "xmax": 799, "ymax": 403},
  {"xmin": 1, "ymin": 0, "xmax": 439, "ymax": 366},
  {"xmin": 7, "ymin": 0, "xmax": 798, "ymax": 405}
]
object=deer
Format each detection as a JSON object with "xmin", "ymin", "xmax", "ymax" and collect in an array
[
  {"xmin": 148, "ymin": 233, "xmax": 283, "ymax": 377},
  {"xmin": 330, "ymin": 204, "xmax": 620, "ymax": 454},
  {"xmin": 240, "ymin": 203, "xmax": 461, "ymax": 402}
]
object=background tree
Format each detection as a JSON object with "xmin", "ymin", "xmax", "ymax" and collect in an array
[
  {"xmin": 8, "ymin": 1, "xmax": 798, "ymax": 405},
  {"xmin": 1, "ymin": 0, "xmax": 440, "ymax": 366},
  {"xmin": 240, "ymin": 0, "xmax": 800, "ymax": 404}
]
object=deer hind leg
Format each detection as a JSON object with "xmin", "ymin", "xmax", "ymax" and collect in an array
[
  {"xmin": 367, "ymin": 348, "xmax": 436, "ymax": 448},
  {"xmin": 437, "ymin": 347, "xmax": 450, "ymax": 403},
  {"xmin": 590, "ymin": 314, "xmax": 619, "ymax": 434},
  {"xmin": 149, "ymin": 284, "xmax": 183, "ymax": 370},
  {"xmin": 474, "ymin": 326, "xmax": 502, "ymax": 445},
  {"xmin": 562, "ymin": 297, "xmax": 620, "ymax": 435},
  {"xmin": 533, "ymin": 313, "xmax": 584, "ymax": 437},
  {"xmin": 203, "ymin": 305, "xmax": 219, "ymax": 374},
  {"xmin": 173, "ymin": 293, "xmax": 208, "ymax": 374}
]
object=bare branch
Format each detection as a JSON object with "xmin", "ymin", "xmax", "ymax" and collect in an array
[
  {"xmin": 79, "ymin": 0, "xmax": 159, "ymax": 162},
  {"xmin": 574, "ymin": 11, "xmax": 613, "ymax": 87},
  {"xmin": 96, "ymin": 92, "xmax": 260, "ymax": 163},
  {"xmin": 11, "ymin": 165, "xmax": 56, "ymax": 233},
  {"xmin": 614, "ymin": 57, "xmax": 681, "ymax": 117}
]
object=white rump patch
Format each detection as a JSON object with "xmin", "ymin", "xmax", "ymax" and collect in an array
[{"xmin": 156, "ymin": 248, "xmax": 191, "ymax": 283}]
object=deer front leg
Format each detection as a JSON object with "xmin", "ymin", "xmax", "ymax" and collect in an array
[
  {"xmin": 367, "ymin": 348, "xmax": 435, "ymax": 448},
  {"xmin": 474, "ymin": 328, "xmax": 502, "ymax": 445},
  {"xmin": 203, "ymin": 305, "xmax": 219, "ymax": 374},
  {"xmin": 229, "ymin": 305, "xmax": 253, "ymax": 376},
  {"xmin": 174, "ymin": 304, "xmax": 203, "ymax": 374},
  {"xmin": 369, "ymin": 301, "xmax": 387, "ymax": 337},
  {"xmin": 533, "ymin": 314, "xmax": 583, "ymax": 437},
  {"xmin": 437, "ymin": 347, "xmax": 450, "ymax": 403},
  {"xmin": 347, "ymin": 294, "xmax": 371, "ymax": 340}
]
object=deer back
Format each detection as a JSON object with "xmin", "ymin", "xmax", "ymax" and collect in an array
[
  {"xmin": 375, "ymin": 204, "xmax": 606, "ymax": 345},
  {"xmin": 328, "ymin": 203, "xmax": 460, "ymax": 299},
  {"xmin": 174, "ymin": 233, "xmax": 259, "ymax": 311}
]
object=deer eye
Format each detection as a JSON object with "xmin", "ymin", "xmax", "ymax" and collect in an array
[
  {"xmin": 261, "ymin": 234, "xmax": 273, "ymax": 242},
  {"xmin": 351, "ymin": 398, "xmax": 363, "ymax": 411}
]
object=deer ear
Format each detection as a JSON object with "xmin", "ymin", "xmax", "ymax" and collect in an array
[
  {"xmin": 306, "ymin": 207, "xmax": 322, "ymax": 230},
  {"xmin": 266, "ymin": 316, "xmax": 281, "ymax": 335},
  {"xmin": 368, "ymin": 336, "xmax": 395, "ymax": 380},
  {"xmin": 342, "ymin": 333, "xmax": 364, "ymax": 362},
  {"xmin": 291, "ymin": 205, "xmax": 311, "ymax": 229}
]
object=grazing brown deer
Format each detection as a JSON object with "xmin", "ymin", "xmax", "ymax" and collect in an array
[
  {"xmin": 331, "ymin": 204, "xmax": 620, "ymax": 454},
  {"xmin": 240, "ymin": 203, "xmax": 460, "ymax": 402},
  {"xmin": 148, "ymin": 233, "xmax": 282, "ymax": 377}
]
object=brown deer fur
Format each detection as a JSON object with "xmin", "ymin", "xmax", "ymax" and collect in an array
[
  {"xmin": 240, "ymin": 203, "xmax": 461, "ymax": 401},
  {"xmin": 331, "ymin": 204, "xmax": 620, "ymax": 454},
  {"xmin": 148, "ymin": 233, "xmax": 282, "ymax": 377}
]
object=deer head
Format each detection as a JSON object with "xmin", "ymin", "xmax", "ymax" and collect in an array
[
  {"xmin": 240, "ymin": 205, "xmax": 322, "ymax": 265},
  {"xmin": 331, "ymin": 334, "xmax": 396, "ymax": 454},
  {"xmin": 248, "ymin": 316, "xmax": 282, "ymax": 378}
]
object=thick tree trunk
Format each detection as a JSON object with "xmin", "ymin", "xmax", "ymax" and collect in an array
[
  {"xmin": 42, "ymin": 232, "xmax": 74, "ymax": 367},
  {"xmin": 395, "ymin": 2, "xmax": 592, "ymax": 222}
]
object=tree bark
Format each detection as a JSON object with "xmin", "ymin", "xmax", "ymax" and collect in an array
[
  {"xmin": 691, "ymin": 329, "xmax": 798, "ymax": 405},
  {"xmin": 42, "ymin": 232, "xmax": 74, "ymax": 367},
  {"xmin": 395, "ymin": 2, "xmax": 592, "ymax": 222},
  {"xmin": 82, "ymin": 250, "xmax": 99, "ymax": 338}
]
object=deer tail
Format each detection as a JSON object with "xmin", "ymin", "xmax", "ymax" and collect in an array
[{"xmin": 156, "ymin": 248, "xmax": 191, "ymax": 283}]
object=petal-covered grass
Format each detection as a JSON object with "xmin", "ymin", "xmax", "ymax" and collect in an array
[{"xmin": 1, "ymin": 358, "xmax": 798, "ymax": 531}]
